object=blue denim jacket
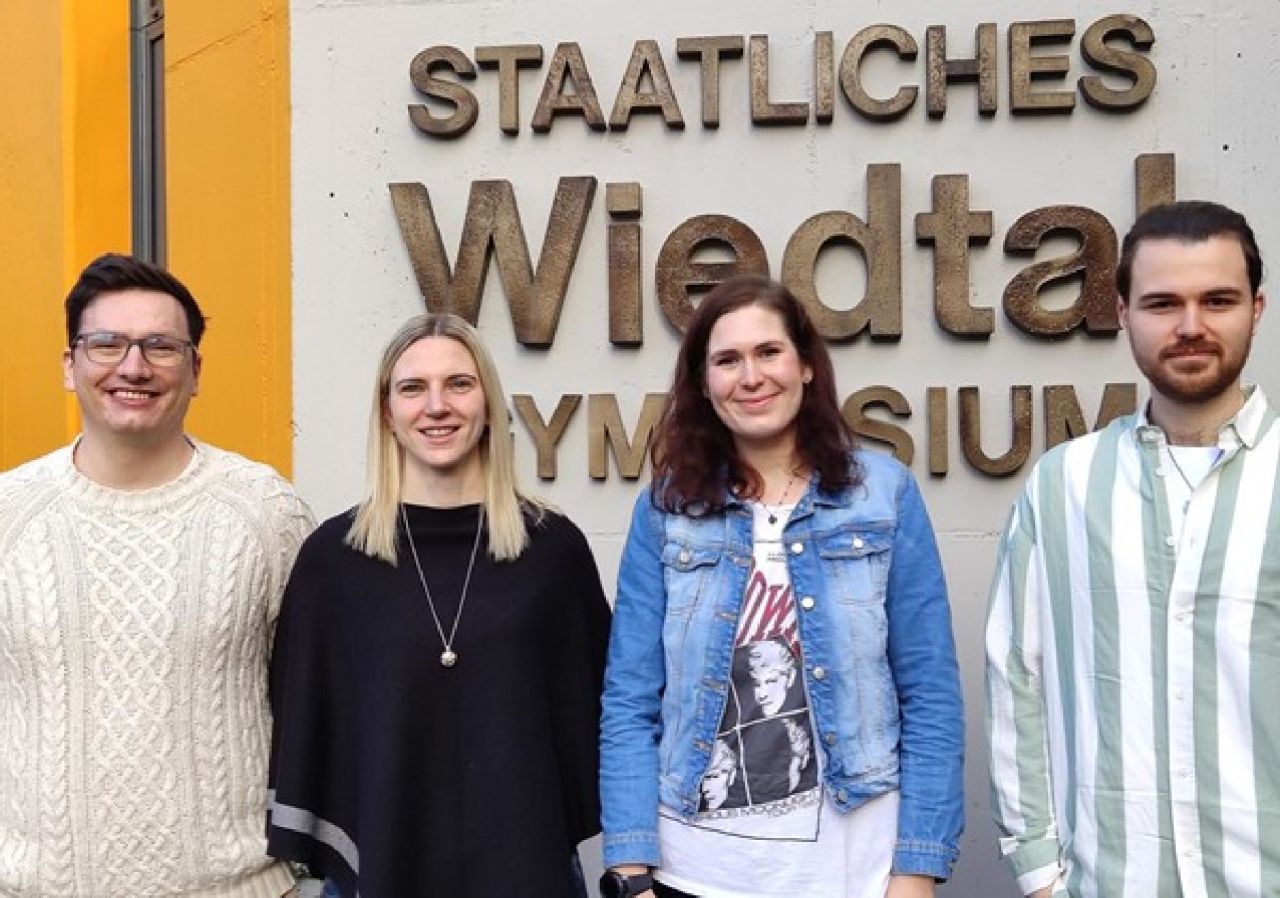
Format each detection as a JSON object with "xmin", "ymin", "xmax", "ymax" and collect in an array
[{"xmin": 600, "ymin": 451, "xmax": 963, "ymax": 879}]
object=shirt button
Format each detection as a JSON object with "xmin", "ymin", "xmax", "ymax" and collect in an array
[
  {"xmin": 1165, "ymin": 536, "xmax": 1177, "ymax": 547},
  {"xmin": 852, "ymin": 537, "xmax": 865, "ymax": 549},
  {"xmin": 812, "ymin": 666, "xmax": 827, "ymax": 680},
  {"xmin": 1156, "ymin": 467, "xmax": 1168, "ymax": 477},
  {"xmin": 791, "ymin": 542, "xmax": 804, "ymax": 555},
  {"xmin": 800, "ymin": 596, "xmax": 816, "ymax": 610}
]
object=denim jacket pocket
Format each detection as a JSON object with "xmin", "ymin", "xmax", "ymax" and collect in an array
[
  {"xmin": 817, "ymin": 528, "xmax": 892, "ymax": 605},
  {"xmin": 661, "ymin": 541, "xmax": 723, "ymax": 616}
]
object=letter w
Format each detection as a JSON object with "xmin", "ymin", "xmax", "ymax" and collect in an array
[{"xmin": 389, "ymin": 177, "xmax": 597, "ymax": 346}]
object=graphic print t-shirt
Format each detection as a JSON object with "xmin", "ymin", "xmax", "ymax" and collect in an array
[
  {"xmin": 656, "ymin": 503, "xmax": 899, "ymax": 898},
  {"xmin": 694, "ymin": 503, "xmax": 819, "ymax": 829}
]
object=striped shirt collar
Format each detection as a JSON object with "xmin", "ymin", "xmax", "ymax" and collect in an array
[{"xmin": 1132, "ymin": 384, "xmax": 1273, "ymax": 451}]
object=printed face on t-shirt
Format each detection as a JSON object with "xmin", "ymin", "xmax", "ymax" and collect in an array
[
  {"xmin": 700, "ymin": 739, "xmax": 740, "ymax": 810},
  {"xmin": 747, "ymin": 638, "xmax": 797, "ymax": 717}
]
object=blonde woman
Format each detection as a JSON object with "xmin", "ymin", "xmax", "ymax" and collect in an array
[{"xmin": 268, "ymin": 314, "xmax": 610, "ymax": 898}]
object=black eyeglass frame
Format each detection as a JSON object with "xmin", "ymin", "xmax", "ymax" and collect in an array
[{"xmin": 71, "ymin": 331, "xmax": 196, "ymax": 368}]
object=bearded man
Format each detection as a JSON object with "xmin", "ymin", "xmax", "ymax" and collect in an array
[{"xmin": 986, "ymin": 201, "xmax": 1279, "ymax": 898}]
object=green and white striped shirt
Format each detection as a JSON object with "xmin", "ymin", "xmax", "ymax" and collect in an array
[{"xmin": 986, "ymin": 386, "xmax": 1280, "ymax": 898}]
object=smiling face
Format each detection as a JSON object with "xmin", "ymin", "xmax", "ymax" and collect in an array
[
  {"xmin": 704, "ymin": 304, "xmax": 812, "ymax": 460},
  {"xmin": 62, "ymin": 289, "xmax": 201, "ymax": 449},
  {"xmin": 1118, "ymin": 235, "xmax": 1264, "ymax": 408},
  {"xmin": 384, "ymin": 336, "xmax": 488, "ymax": 494}
]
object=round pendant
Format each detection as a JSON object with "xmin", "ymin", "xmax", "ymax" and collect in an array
[{"xmin": 440, "ymin": 649, "xmax": 458, "ymax": 667}]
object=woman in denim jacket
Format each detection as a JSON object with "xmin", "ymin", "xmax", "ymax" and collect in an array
[{"xmin": 599, "ymin": 277, "xmax": 963, "ymax": 898}]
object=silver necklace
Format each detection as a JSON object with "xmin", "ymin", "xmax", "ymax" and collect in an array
[
  {"xmin": 400, "ymin": 503, "xmax": 484, "ymax": 668},
  {"xmin": 1164, "ymin": 444, "xmax": 1220, "ymax": 513},
  {"xmin": 761, "ymin": 472, "xmax": 801, "ymax": 526},
  {"xmin": 1164, "ymin": 444, "xmax": 1196, "ymax": 495}
]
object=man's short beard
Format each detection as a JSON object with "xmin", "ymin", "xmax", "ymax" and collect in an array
[{"xmin": 1137, "ymin": 339, "xmax": 1250, "ymax": 404}]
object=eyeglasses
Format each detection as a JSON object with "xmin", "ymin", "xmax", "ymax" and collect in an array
[{"xmin": 72, "ymin": 331, "xmax": 195, "ymax": 368}]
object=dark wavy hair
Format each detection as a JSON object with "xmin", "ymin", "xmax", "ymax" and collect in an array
[
  {"xmin": 651, "ymin": 275, "xmax": 858, "ymax": 513},
  {"xmin": 1117, "ymin": 200, "xmax": 1263, "ymax": 299}
]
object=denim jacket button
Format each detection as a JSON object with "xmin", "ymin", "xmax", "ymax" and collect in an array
[
  {"xmin": 824, "ymin": 732, "xmax": 837, "ymax": 746},
  {"xmin": 836, "ymin": 788, "xmax": 849, "ymax": 802},
  {"xmin": 678, "ymin": 548, "xmax": 692, "ymax": 564},
  {"xmin": 790, "ymin": 541, "xmax": 804, "ymax": 555},
  {"xmin": 800, "ymin": 596, "xmax": 815, "ymax": 610},
  {"xmin": 852, "ymin": 537, "xmax": 865, "ymax": 549},
  {"xmin": 812, "ymin": 666, "xmax": 827, "ymax": 680}
]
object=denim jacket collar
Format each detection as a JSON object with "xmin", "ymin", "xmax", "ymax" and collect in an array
[{"xmin": 718, "ymin": 468, "xmax": 861, "ymax": 522}]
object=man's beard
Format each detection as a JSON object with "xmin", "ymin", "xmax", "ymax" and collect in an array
[{"xmin": 1136, "ymin": 337, "xmax": 1250, "ymax": 404}]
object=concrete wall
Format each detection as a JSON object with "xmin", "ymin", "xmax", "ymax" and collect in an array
[{"xmin": 290, "ymin": 1, "xmax": 1280, "ymax": 894}]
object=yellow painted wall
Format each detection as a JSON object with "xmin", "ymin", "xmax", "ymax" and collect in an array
[
  {"xmin": 0, "ymin": 1, "xmax": 131, "ymax": 470},
  {"xmin": 166, "ymin": 0, "xmax": 294, "ymax": 476},
  {"xmin": 0, "ymin": 0, "xmax": 294, "ymax": 476}
]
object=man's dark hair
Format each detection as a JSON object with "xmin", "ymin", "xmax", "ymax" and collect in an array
[
  {"xmin": 65, "ymin": 253, "xmax": 207, "ymax": 346},
  {"xmin": 1117, "ymin": 200, "xmax": 1263, "ymax": 300}
]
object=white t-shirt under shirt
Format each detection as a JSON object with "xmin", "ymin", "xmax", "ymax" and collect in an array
[
  {"xmin": 656, "ymin": 502, "xmax": 898, "ymax": 898},
  {"xmin": 1163, "ymin": 443, "xmax": 1222, "ymax": 535}
]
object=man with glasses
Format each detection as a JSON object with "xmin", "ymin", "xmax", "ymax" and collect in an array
[
  {"xmin": 0, "ymin": 254, "xmax": 314, "ymax": 897},
  {"xmin": 987, "ymin": 201, "xmax": 1279, "ymax": 897}
]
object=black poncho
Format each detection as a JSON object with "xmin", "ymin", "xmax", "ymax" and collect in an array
[{"xmin": 267, "ymin": 504, "xmax": 610, "ymax": 898}]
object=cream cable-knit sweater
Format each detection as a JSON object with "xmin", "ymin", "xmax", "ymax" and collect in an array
[{"xmin": 0, "ymin": 440, "xmax": 315, "ymax": 897}]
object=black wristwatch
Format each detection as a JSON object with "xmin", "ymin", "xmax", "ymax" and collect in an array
[{"xmin": 599, "ymin": 869, "xmax": 655, "ymax": 898}]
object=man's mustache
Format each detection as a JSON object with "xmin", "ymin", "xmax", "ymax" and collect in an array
[{"xmin": 1160, "ymin": 340, "xmax": 1222, "ymax": 360}]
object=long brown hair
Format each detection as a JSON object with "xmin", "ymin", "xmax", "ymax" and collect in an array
[{"xmin": 650, "ymin": 275, "xmax": 858, "ymax": 513}]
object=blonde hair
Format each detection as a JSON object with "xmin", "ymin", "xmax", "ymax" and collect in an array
[{"xmin": 344, "ymin": 313, "xmax": 544, "ymax": 564}]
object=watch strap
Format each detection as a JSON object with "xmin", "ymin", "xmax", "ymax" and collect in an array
[{"xmin": 600, "ymin": 869, "xmax": 655, "ymax": 897}]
